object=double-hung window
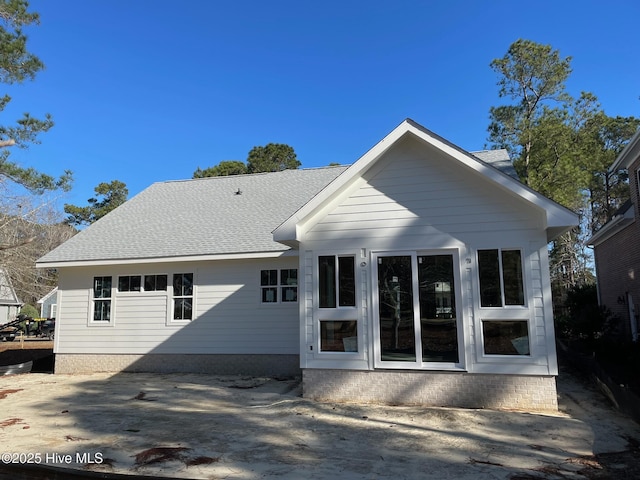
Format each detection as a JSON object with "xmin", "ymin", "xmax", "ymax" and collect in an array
[
  {"xmin": 173, "ymin": 273, "xmax": 193, "ymax": 320},
  {"xmin": 477, "ymin": 249, "xmax": 529, "ymax": 356},
  {"xmin": 93, "ymin": 276, "xmax": 112, "ymax": 322},
  {"xmin": 260, "ymin": 269, "xmax": 298, "ymax": 303}
]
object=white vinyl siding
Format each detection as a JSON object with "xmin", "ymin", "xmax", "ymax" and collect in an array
[
  {"xmin": 305, "ymin": 139, "xmax": 542, "ymax": 249},
  {"xmin": 301, "ymin": 136, "xmax": 554, "ymax": 375},
  {"xmin": 54, "ymin": 258, "xmax": 299, "ymax": 355}
]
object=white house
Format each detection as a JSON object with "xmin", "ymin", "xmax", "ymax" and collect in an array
[
  {"xmin": 0, "ymin": 267, "xmax": 21, "ymax": 325},
  {"xmin": 36, "ymin": 119, "xmax": 579, "ymax": 411}
]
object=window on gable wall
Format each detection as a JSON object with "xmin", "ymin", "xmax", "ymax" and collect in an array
[
  {"xmin": 318, "ymin": 255, "xmax": 357, "ymax": 353},
  {"xmin": 477, "ymin": 249, "xmax": 524, "ymax": 307},
  {"xmin": 477, "ymin": 249, "xmax": 529, "ymax": 356},
  {"xmin": 318, "ymin": 256, "xmax": 355, "ymax": 308}
]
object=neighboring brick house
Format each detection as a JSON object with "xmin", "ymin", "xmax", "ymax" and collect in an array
[{"xmin": 588, "ymin": 129, "xmax": 640, "ymax": 341}]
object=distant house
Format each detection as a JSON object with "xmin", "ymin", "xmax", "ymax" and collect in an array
[
  {"xmin": 588, "ymin": 129, "xmax": 640, "ymax": 341},
  {"xmin": 0, "ymin": 267, "xmax": 21, "ymax": 325},
  {"xmin": 37, "ymin": 287, "xmax": 58, "ymax": 319},
  {"xmin": 36, "ymin": 119, "xmax": 578, "ymax": 411}
]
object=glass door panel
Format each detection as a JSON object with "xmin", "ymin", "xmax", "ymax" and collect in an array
[
  {"xmin": 418, "ymin": 255, "xmax": 459, "ymax": 363},
  {"xmin": 377, "ymin": 255, "xmax": 416, "ymax": 362}
]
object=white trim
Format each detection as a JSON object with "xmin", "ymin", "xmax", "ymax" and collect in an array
[
  {"xmin": 371, "ymin": 248, "xmax": 465, "ymax": 371},
  {"xmin": 274, "ymin": 119, "xmax": 578, "ymax": 245},
  {"xmin": 36, "ymin": 250, "xmax": 295, "ymax": 269}
]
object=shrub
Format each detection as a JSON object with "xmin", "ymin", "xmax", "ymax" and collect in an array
[
  {"xmin": 561, "ymin": 284, "xmax": 613, "ymax": 344},
  {"xmin": 19, "ymin": 304, "xmax": 39, "ymax": 319}
]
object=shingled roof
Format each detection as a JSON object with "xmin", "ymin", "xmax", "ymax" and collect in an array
[
  {"xmin": 38, "ymin": 166, "xmax": 348, "ymax": 265},
  {"xmin": 37, "ymin": 132, "xmax": 523, "ymax": 267}
]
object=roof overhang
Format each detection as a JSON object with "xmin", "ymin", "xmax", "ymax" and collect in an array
[
  {"xmin": 587, "ymin": 203, "xmax": 636, "ymax": 247},
  {"xmin": 610, "ymin": 128, "xmax": 640, "ymax": 171},
  {"xmin": 273, "ymin": 119, "xmax": 579, "ymax": 245}
]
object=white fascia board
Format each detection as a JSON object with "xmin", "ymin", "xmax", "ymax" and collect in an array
[
  {"xmin": 273, "ymin": 118, "xmax": 579, "ymax": 244},
  {"xmin": 36, "ymin": 250, "xmax": 296, "ymax": 269},
  {"xmin": 610, "ymin": 128, "xmax": 640, "ymax": 172},
  {"xmin": 273, "ymin": 121, "xmax": 410, "ymax": 243}
]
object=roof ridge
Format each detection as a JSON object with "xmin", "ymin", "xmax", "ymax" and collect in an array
[{"xmin": 161, "ymin": 165, "xmax": 349, "ymax": 185}]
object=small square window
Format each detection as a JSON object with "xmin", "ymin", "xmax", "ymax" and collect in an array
[{"xmin": 261, "ymin": 269, "xmax": 297, "ymax": 303}]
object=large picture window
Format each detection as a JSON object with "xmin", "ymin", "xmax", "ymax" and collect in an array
[
  {"xmin": 318, "ymin": 256, "xmax": 355, "ymax": 308},
  {"xmin": 477, "ymin": 249, "xmax": 524, "ymax": 307},
  {"xmin": 93, "ymin": 276, "xmax": 112, "ymax": 322},
  {"xmin": 173, "ymin": 273, "xmax": 193, "ymax": 320}
]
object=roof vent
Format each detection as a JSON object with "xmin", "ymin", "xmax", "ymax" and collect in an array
[{"xmin": 235, "ymin": 188, "xmax": 242, "ymax": 195}]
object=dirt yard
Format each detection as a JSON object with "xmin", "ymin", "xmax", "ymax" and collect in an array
[{"xmin": 2, "ymin": 343, "xmax": 640, "ymax": 479}]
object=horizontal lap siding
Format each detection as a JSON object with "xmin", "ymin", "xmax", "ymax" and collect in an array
[
  {"xmin": 56, "ymin": 259, "xmax": 299, "ymax": 355},
  {"xmin": 306, "ymin": 137, "xmax": 542, "ymax": 248}
]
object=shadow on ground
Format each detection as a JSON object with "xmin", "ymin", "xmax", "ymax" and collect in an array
[{"xmin": 1, "ymin": 358, "xmax": 640, "ymax": 479}]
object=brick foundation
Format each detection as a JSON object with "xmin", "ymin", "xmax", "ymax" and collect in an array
[
  {"xmin": 55, "ymin": 353, "xmax": 300, "ymax": 377},
  {"xmin": 303, "ymin": 369, "xmax": 558, "ymax": 411}
]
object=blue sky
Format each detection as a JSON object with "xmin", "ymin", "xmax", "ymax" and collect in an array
[{"xmin": 6, "ymin": 0, "xmax": 640, "ymax": 212}]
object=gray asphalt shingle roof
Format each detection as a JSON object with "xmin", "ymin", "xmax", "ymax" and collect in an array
[
  {"xmin": 38, "ymin": 166, "xmax": 348, "ymax": 264},
  {"xmin": 38, "ymin": 147, "xmax": 519, "ymax": 265}
]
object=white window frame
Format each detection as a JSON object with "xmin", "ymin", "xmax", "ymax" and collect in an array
[
  {"xmin": 168, "ymin": 272, "xmax": 195, "ymax": 324},
  {"xmin": 477, "ymin": 248, "xmax": 527, "ymax": 309},
  {"xmin": 89, "ymin": 276, "xmax": 114, "ymax": 326},
  {"xmin": 314, "ymin": 253, "xmax": 361, "ymax": 357},
  {"xmin": 260, "ymin": 268, "xmax": 298, "ymax": 304},
  {"xmin": 371, "ymin": 249, "xmax": 465, "ymax": 370}
]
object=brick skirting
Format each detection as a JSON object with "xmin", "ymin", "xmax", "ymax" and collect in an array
[
  {"xmin": 303, "ymin": 369, "xmax": 558, "ymax": 411},
  {"xmin": 55, "ymin": 353, "xmax": 300, "ymax": 377}
]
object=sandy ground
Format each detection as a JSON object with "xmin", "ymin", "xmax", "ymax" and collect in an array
[{"xmin": 0, "ymin": 347, "xmax": 640, "ymax": 479}]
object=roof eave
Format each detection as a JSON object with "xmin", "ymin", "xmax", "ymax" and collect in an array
[
  {"xmin": 587, "ymin": 205, "xmax": 636, "ymax": 246},
  {"xmin": 274, "ymin": 118, "xmax": 580, "ymax": 244},
  {"xmin": 610, "ymin": 128, "xmax": 640, "ymax": 171}
]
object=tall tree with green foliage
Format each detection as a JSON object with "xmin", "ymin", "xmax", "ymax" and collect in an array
[
  {"xmin": 193, "ymin": 143, "xmax": 300, "ymax": 178},
  {"xmin": 247, "ymin": 143, "xmax": 300, "ymax": 173},
  {"xmin": 64, "ymin": 180, "xmax": 128, "ymax": 226},
  {"xmin": 193, "ymin": 160, "xmax": 247, "ymax": 178},
  {"xmin": 487, "ymin": 39, "xmax": 639, "ymax": 293},
  {"xmin": 488, "ymin": 39, "xmax": 573, "ymax": 189},
  {"xmin": 0, "ymin": 0, "xmax": 71, "ymax": 194}
]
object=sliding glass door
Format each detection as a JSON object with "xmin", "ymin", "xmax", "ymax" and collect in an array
[{"xmin": 374, "ymin": 252, "xmax": 460, "ymax": 368}]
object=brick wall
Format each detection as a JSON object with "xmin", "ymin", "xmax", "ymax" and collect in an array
[
  {"xmin": 55, "ymin": 353, "xmax": 300, "ymax": 377},
  {"xmin": 303, "ymin": 369, "xmax": 558, "ymax": 412},
  {"xmin": 594, "ymin": 155, "xmax": 640, "ymax": 339}
]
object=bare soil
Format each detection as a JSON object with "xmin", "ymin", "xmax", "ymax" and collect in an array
[{"xmin": 0, "ymin": 339, "xmax": 54, "ymax": 372}]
